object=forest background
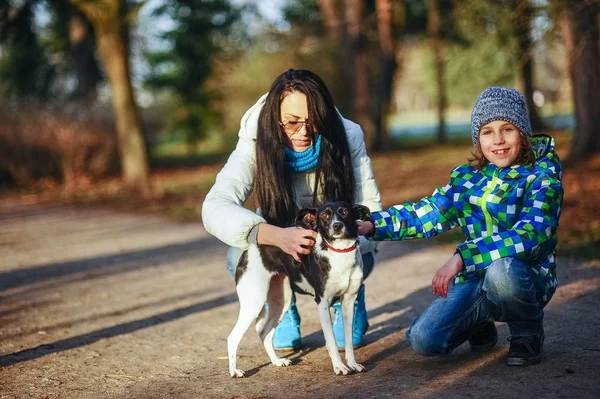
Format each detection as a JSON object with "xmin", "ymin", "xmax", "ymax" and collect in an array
[{"xmin": 0, "ymin": 0, "xmax": 598, "ymax": 258}]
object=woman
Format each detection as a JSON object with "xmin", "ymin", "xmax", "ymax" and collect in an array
[
  {"xmin": 359, "ymin": 86, "xmax": 563, "ymax": 366},
  {"xmin": 202, "ymin": 69, "xmax": 382, "ymax": 350}
]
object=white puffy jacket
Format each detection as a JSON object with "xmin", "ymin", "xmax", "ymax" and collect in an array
[{"xmin": 202, "ymin": 94, "xmax": 382, "ymax": 263}]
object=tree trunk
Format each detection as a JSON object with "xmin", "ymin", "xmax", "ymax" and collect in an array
[
  {"xmin": 318, "ymin": 0, "xmax": 350, "ymax": 114},
  {"xmin": 515, "ymin": 1, "xmax": 545, "ymax": 132},
  {"xmin": 371, "ymin": 0, "xmax": 397, "ymax": 151},
  {"xmin": 344, "ymin": 0, "xmax": 373, "ymax": 147},
  {"xmin": 70, "ymin": 0, "xmax": 151, "ymax": 196},
  {"xmin": 96, "ymin": 24, "xmax": 151, "ymax": 195},
  {"xmin": 318, "ymin": 0, "xmax": 343, "ymax": 43},
  {"xmin": 427, "ymin": 0, "xmax": 447, "ymax": 144},
  {"xmin": 563, "ymin": 1, "xmax": 600, "ymax": 161},
  {"xmin": 353, "ymin": 44, "xmax": 373, "ymax": 148}
]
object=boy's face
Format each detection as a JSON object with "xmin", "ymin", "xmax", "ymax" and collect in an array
[{"xmin": 479, "ymin": 121, "xmax": 522, "ymax": 168}]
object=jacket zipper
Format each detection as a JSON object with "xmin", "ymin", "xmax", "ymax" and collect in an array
[{"xmin": 480, "ymin": 170, "xmax": 499, "ymax": 236}]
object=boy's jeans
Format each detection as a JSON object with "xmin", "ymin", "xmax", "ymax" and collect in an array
[{"xmin": 406, "ymin": 257, "xmax": 546, "ymax": 356}]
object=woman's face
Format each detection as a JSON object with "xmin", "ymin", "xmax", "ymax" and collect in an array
[
  {"xmin": 280, "ymin": 91, "xmax": 314, "ymax": 152},
  {"xmin": 479, "ymin": 120, "xmax": 522, "ymax": 168}
]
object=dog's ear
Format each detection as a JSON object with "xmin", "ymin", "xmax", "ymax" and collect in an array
[
  {"xmin": 297, "ymin": 208, "xmax": 318, "ymax": 230},
  {"xmin": 353, "ymin": 204, "xmax": 372, "ymax": 222}
]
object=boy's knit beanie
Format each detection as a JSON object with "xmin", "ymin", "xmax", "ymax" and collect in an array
[{"xmin": 470, "ymin": 86, "xmax": 532, "ymax": 145}]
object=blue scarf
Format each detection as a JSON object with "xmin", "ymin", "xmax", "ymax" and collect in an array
[{"xmin": 284, "ymin": 134, "xmax": 322, "ymax": 172}]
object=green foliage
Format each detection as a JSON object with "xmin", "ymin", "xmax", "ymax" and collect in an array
[
  {"xmin": 44, "ymin": 0, "xmax": 103, "ymax": 102},
  {"xmin": 283, "ymin": 0, "xmax": 323, "ymax": 35},
  {"xmin": 144, "ymin": 0, "xmax": 243, "ymax": 152},
  {"xmin": 422, "ymin": 40, "xmax": 517, "ymax": 107},
  {"xmin": 0, "ymin": 1, "xmax": 102, "ymax": 103},
  {"xmin": 43, "ymin": 0, "xmax": 70, "ymax": 56},
  {"xmin": 416, "ymin": 0, "xmax": 520, "ymax": 108},
  {"xmin": 211, "ymin": 30, "xmax": 297, "ymax": 143},
  {"xmin": 403, "ymin": 0, "xmax": 427, "ymax": 35},
  {"xmin": 0, "ymin": 1, "xmax": 55, "ymax": 100}
]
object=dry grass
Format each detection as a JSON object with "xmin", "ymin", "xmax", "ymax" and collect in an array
[{"xmin": 0, "ymin": 104, "xmax": 120, "ymax": 188}]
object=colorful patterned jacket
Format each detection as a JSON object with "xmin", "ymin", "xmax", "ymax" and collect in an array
[{"xmin": 370, "ymin": 135, "xmax": 564, "ymax": 304}]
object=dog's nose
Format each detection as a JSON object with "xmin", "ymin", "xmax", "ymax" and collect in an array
[{"xmin": 332, "ymin": 222, "xmax": 343, "ymax": 231}]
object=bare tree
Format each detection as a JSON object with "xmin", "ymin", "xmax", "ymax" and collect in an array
[
  {"xmin": 344, "ymin": 0, "xmax": 372, "ymax": 145},
  {"xmin": 514, "ymin": 0, "xmax": 546, "ymax": 132},
  {"xmin": 371, "ymin": 0, "xmax": 399, "ymax": 151},
  {"xmin": 318, "ymin": 0, "xmax": 373, "ymax": 146},
  {"xmin": 427, "ymin": 0, "xmax": 447, "ymax": 144},
  {"xmin": 319, "ymin": 0, "xmax": 343, "ymax": 43},
  {"xmin": 69, "ymin": 0, "xmax": 151, "ymax": 196},
  {"xmin": 562, "ymin": 0, "xmax": 600, "ymax": 160}
]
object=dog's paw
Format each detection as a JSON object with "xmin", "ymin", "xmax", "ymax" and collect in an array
[
  {"xmin": 333, "ymin": 363, "xmax": 351, "ymax": 376},
  {"xmin": 230, "ymin": 368, "xmax": 246, "ymax": 378},
  {"xmin": 347, "ymin": 361, "xmax": 366, "ymax": 373},
  {"xmin": 272, "ymin": 357, "xmax": 292, "ymax": 367}
]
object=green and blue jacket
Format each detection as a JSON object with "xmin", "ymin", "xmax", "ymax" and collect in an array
[{"xmin": 370, "ymin": 135, "xmax": 564, "ymax": 304}]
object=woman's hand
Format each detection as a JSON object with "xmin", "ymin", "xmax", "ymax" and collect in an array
[
  {"xmin": 257, "ymin": 224, "xmax": 317, "ymax": 262},
  {"xmin": 432, "ymin": 253, "xmax": 464, "ymax": 298},
  {"xmin": 357, "ymin": 220, "xmax": 375, "ymax": 236}
]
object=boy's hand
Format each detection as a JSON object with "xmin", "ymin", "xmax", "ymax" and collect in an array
[
  {"xmin": 432, "ymin": 253, "xmax": 464, "ymax": 298},
  {"xmin": 357, "ymin": 220, "xmax": 375, "ymax": 236}
]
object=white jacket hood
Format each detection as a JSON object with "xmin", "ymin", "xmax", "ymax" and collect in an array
[{"xmin": 202, "ymin": 94, "xmax": 382, "ymax": 256}]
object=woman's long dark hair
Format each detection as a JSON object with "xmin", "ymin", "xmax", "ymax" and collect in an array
[{"xmin": 255, "ymin": 69, "xmax": 355, "ymax": 227}]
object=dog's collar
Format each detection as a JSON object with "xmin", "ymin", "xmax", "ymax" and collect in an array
[{"xmin": 324, "ymin": 240, "xmax": 358, "ymax": 253}]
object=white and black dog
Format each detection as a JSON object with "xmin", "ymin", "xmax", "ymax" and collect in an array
[{"xmin": 227, "ymin": 201, "xmax": 372, "ymax": 377}]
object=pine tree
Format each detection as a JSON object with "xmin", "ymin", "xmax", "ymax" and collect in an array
[{"xmin": 144, "ymin": 0, "xmax": 242, "ymax": 154}]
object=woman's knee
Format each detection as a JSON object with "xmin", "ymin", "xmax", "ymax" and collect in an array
[
  {"xmin": 361, "ymin": 252, "xmax": 375, "ymax": 280},
  {"xmin": 226, "ymin": 246, "xmax": 246, "ymax": 278}
]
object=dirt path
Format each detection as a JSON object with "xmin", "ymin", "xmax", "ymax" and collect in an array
[{"xmin": 1, "ymin": 203, "xmax": 599, "ymax": 399}]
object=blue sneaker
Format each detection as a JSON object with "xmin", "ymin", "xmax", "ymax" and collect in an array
[
  {"xmin": 332, "ymin": 284, "xmax": 369, "ymax": 349},
  {"xmin": 273, "ymin": 294, "xmax": 302, "ymax": 351}
]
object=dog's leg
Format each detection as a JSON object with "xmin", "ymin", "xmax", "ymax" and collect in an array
[
  {"xmin": 258, "ymin": 273, "xmax": 293, "ymax": 367},
  {"xmin": 341, "ymin": 293, "xmax": 365, "ymax": 372},
  {"xmin": 317, "ymin": 299, "xmax": 351, "ymax": 375},
  {"xmin": 255, "ymin": 273, "xmax": 288, "ymax": 339},
  {"xmin": 228, "ymin": 267, "xmax": 271, "ymax": 378}
]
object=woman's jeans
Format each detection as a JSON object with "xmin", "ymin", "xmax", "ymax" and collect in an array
[
  {"xmin": 226, "ymin": 246, "xmax": 376, "ymax": 282},
  {"xmin": 406, "ymin": 257, "xmax": 546, "ymax": 356}
]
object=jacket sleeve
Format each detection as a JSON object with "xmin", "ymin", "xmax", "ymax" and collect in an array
[
  {"xmin": 456, "ymin": 173, "xmax": 563, "ymax": 273},
  {"xmin": 345, "ymin": 122, "xmax": 382, "ymax": 254},
  {"xmin": 370, "ymin": 182, "xmax": 459, "ymax": 241},
  {"xmin": 201, "ymin": 96, "xmax": 267, "ymax": 249}
]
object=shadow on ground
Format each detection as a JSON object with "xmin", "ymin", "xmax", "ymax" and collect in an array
[
  {"xmin": 0, "ymin": 293, "xmax": 237, "ymax": 367},
  {"xmin": 1, "ymin": 205, "xmax": 599, "ymax": 399}
]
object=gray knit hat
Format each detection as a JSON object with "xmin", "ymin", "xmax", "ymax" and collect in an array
[{"xmin": 470, "ymin": 86, "xmax": 532, "ymax": 145}]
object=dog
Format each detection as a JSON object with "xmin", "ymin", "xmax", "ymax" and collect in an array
[{"xmin": 227, "ymin": 201, "xmax": 372, "ymax": 377}]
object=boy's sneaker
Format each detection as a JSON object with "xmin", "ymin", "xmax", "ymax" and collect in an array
[
  {"xmin": 332, "ymin": 284, "xmax": 369, "ymax": 349},
  {"xmin": 507, "ymin": 332, "xmax": 544, "ymax": 366},
  {"xmin": 468, "ymin": 321, "xmax": 498, "ymax": 353},
  {"xmin": 273, "ymin": 300, "xmax": 302, "ymax": 351}
]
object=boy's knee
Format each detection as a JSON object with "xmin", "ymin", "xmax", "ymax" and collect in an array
[
  {"xmin": 483, "ymin": 258, "xmax": 513, "ymax": 295},
  {"xmin": 406, "ymin": 323, "xmax": 447, "ymax": 356},
  {"xmin": 484, "ymin": 258, "xmax": 520, "ymax": 297}
]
